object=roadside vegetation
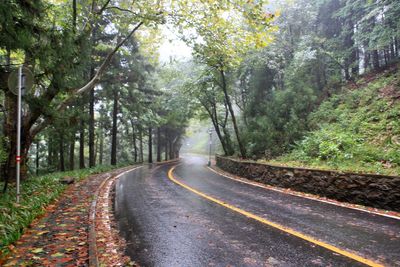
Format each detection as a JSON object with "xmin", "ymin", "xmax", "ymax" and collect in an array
[
  {"xmin": 180, "ymin": 0, "xmax": 399, "ymax": 177},
  {"xmin": 0, "ymin": 164, "xmax": 127, "ymax": 256},
  {"xmin": 271, "ymin": 67, "xmax": 400, "ymax": 176}
]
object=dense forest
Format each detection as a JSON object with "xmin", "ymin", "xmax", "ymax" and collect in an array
[
  {"xmin": 0, "ymin": 0, "xmax": 399, "ymax": 188},
  {"xmin": 0, "ymin": 0, "xmax": 206, "ymax": 187},
  {"xmin": 183, "ymin": 0, "xmax": 400, "ymax": 174},
  {"xmin": 237, "ymin": 0, "xmax": 399, "ymax": 158}
]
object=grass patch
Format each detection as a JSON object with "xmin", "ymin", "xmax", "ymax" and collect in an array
[{"xmin": 0, "ymin": 163, "xmax": 131, "ymax": 256}]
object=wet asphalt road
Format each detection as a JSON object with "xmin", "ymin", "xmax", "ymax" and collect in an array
[{"xmin": 114, "ymin": 155, "xmax": 400, "ymax": 267}]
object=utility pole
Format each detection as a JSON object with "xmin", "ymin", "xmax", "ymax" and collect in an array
[
  {"xmin": 16, "ymin": 66, "xmax": 23, "ymax": 203},
  {"xmin": 7, "ymin": 65, "xmax": 33, "ymax": 202},
  {"xmin": 208, "ymin": 128, "xmax": 212, "ymax": 167}
]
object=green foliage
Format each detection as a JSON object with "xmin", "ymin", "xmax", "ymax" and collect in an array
[
  {"xmin": 237, "ymin": 0, "xmax": 399, "ymax": 161},
  {"xmin": 173, "ymin": 0, "xmax": 276, "ymax": 71},
  {"xmin": 241, "ymin": 52, "xmax": 326, "ymax": 157},
  {"xmin": 0, "ymin": 164, "xmax": 129, "ymax": 255},
  {"xmin": 0, "ymin": 137, "xmax": 7, "ymax": 164},
  {"xmin": 277, "ymin": 67, "xmax": 400, "ymax": 175}
]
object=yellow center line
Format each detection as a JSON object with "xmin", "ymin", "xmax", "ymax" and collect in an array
[{"xmin": 167, "ymin": 165, "xmax": 383, "ymax": 267}]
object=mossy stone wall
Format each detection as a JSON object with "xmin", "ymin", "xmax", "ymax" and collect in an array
[{"xmin": 216, "ymin": 156, "xmax": 400, "ymax": 211}]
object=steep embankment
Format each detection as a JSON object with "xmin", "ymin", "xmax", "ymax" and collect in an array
[{"xmin": 273, "ymin": 65, "xmax": 400, "ymax": 176}]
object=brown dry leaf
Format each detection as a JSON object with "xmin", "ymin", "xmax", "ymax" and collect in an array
[{"xmin": 37, "ymin": 230, "xmax": 50, "ymax": 235}]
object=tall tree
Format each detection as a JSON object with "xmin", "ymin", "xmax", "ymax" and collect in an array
[
  {"xmin": 175, "ymin": 0, "xmax": 276, "ymax": 157},
  {"xmin": 148, "ymin": 127, "xmax": 153, "ymax": 163},
  {"xmin": 110, "ymin": 87, "xmax": 118, "ymax": 166}
]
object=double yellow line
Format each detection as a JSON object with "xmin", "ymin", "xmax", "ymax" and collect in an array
[{"xmin": 167, "ymin": 166, "xmax": 383, "ymax": 267}]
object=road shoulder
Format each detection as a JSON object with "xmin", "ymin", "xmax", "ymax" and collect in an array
[{"xmin": 2, "ymin": 166, "xmax": 137, "ymax": 267}]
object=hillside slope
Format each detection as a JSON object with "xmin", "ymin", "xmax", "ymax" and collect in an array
[{"xmin": 272, "ymin": 65, "xmax": 400, "ymax": 176}]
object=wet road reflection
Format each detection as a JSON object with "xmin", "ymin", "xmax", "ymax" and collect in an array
[{"xmin": 114, "ymin": 158, "xmax": 373, "ymax": 266}]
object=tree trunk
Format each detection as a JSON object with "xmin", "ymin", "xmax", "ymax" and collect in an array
[
  {"xmin": 169, "ymin": 138, "xmax": 174, "ymax": 160},
  {"xmin": 343, "ymin": 15, "xmax": 357, "ymax": 79},
  {"xmin": 69, "ymin": 136, "xmax": 75, "ymax": 170},
  {"xmin": 4, "ymin": 138, "xmax": 32, "ymax": 182},
  {"xmin": 79, "ymin": 117, "xmax": 85, "ymax": 169},
  {"xmin": 372, "ymin": 50, "xmax": 380, "ymax": 70},
  {"xmin": 148, "ymin": 127, "xmax": 153, "ymax": 163},
  {"xmin": 1, "ymin": 49, "xmax": 11, "ymax": 193},
  {"xmin": 390, "ymin": 41, "xmax": 395, "ymax": 60},
  {"xmin": 222, "ymin": 127, "xmax": 234, "ymax": 156},
  {"xmin": 94, "ymin": 132, "xmax": 98, "ymax": 164},
  {"xmin": 351, "ymin": 48, "xmax": 359, "ymax": 76},
  {"xmin": 88, "ymin": 24, "xmax": 98, "ymax": 168},
  {"xmin": 59, "ymin": 132, "xmax": 65, "ymax": 171},
  {"xmin": 156, "ymin": 127, "xmax": 161, "ymax": 162},
  {"xmin": 4, "ymin": 122, "xmax": 33, "ymax": 183},
  {"xmin": 99, "ymin": 128, "xmax": 103, "ymax": 165},
  {"xmin": 36, "ymin": 140, "xmax": 40, "ymax": 176},
  {"xmin": 164, "ymin": 128, "xmax": 168, "ymax": 161},
  {"xmin": 130, "ymin": 120, "xmax": 138, "ymax": 163},
  {"xmin": 139, "ymin": 128, "xmax": 143, "ymax": 163},
  {"xmin": 89, "ymin": 86, "xmax": 95, "ymax": 167},
  {"xmin": 111, "ymin": 88, "xmax": 118, "ymax": 166},
  {"xmin": 384, "ymin": 50, "xmax": 388, "ymax": 66},
  {"xmin": 344, "ymin": 67, "xmax": 350, "ymax": 81},
  {"xmin": 6, "ymin": 48, "xmax": 11, "ymax": 70},
  {"xmin": 203, "ymin": 101, "xmax": 230, "ymax": 156},
  {"xmin": 48, "ymin": 133, "xmax": 53, "ymax": 168},
  {"xmin": 220, "ymin": 69, "xmax": 246, "ymax": 158},
  {"xmin": 133, "ymin": 134, "xmax": 137, "ymax": 163},
  {"xmin": 211, "ymin": 114, "xmax": 228, "ymax": 155},
  {"xmin": 3, "ymin": 92, "xmax": 33, "ymax": 183},
  {"xmin": 72, "ymin": 0, "xmax": 77, "ymax": 29},
  {"xmin": 175, "ymin": 140, "xmax": 181, "ymax": 159},
  {"xmin": 363, "ymin": 47, "xmax": 370, "ymax": 71}
]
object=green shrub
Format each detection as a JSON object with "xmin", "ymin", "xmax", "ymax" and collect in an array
[{"xmin": 275, "ymin": 70, "xmax": 400, "ymax": 175}]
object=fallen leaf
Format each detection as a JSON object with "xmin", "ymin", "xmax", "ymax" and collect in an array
[
  {"xmin": 37, "ymin": 230, "xmax": 49, "ymax": 235},
  {"xmin": 32, "ymin": 248, "xmax": 44, "ymax": 254},
  {"xmin": 65, "ymin": 247, "xmax": 75, "ymax": 253},
  {"xmin": 51, "ymin": 252, "xmax": 64, "ymax": 258}
]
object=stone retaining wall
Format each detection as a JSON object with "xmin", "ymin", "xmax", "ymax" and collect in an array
[{"xmin": 216, "ymin": 156, "xmax": 400, "ymax": 211}]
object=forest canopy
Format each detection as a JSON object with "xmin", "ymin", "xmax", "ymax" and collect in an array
[
  {"xmin": 0, "ymin": 0, "xmax": 274, "ymax": 185},
  {"xmin": 0, "ymin": 0, "xmax": 399, "ymax": 186}
]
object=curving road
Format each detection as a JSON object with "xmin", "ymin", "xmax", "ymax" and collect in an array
[{"xmin": 114, "ymin": 155, "xmax": 400, "ymax": 267}]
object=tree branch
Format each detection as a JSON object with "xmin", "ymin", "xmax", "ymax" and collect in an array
[
  {"xmin": 29, "ymin": 22, "xmax": 144, "ymax": 136},
  {"xmin": 104, "ymin": 6, "xmax": 137, "ymax": 14},
  {"xmin": 97, "ymin": 0, "xmax": 112, "ymax": 14}
]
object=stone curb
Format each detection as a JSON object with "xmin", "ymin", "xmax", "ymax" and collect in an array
[
  {"xmin": 88, "ymin": 166, "xmax": 139, "ymax": 267},
  {"xmin": 219, "ymin": 155, "xmax": 400, "ymax": 178}
]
